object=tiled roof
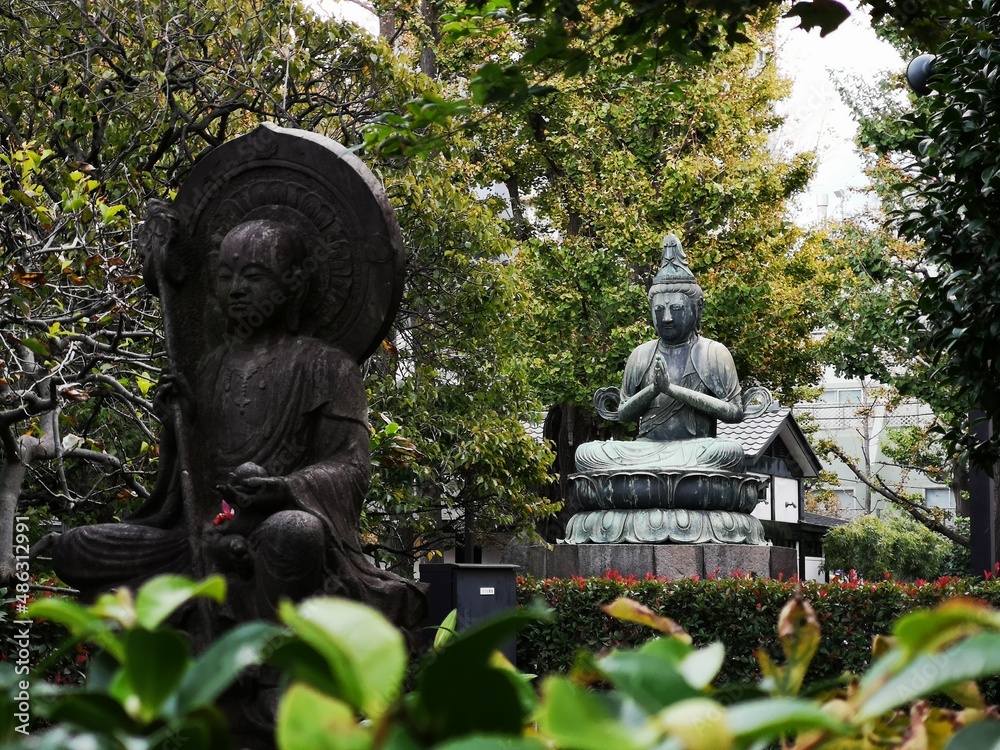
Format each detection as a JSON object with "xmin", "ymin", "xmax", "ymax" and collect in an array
[
  {"xmin": 802, "ymin": 511, "xmax": 847, "ymax": 527},
  {"xmin": 717, "ymin": 406, "xmax": 823, "ymax": 477},
  {"xmin": 716, "ymin": 407, "xmax": 791, "ymax": 461},
  {"xmin": 523, "ymin": 422, "xmax": 544, "ymax": 442}
]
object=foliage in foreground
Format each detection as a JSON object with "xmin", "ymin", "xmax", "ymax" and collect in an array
[{"xmin": 5, "ymin": 575, "xmax": 1000, "ymax": 748}]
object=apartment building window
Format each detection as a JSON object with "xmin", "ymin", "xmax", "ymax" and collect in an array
[{"xmin": 924, "ymin": 487, "xmax": 954, "ymax": 510}]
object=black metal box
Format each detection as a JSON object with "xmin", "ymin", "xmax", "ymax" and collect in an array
[{"xmin": 419, "ymin": 563, "xmax": 518, "ymax": 660}]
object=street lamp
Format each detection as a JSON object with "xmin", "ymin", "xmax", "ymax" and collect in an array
[{"xmin": 906, "ymin": 53, "xmax": 936, "ymax": 96}]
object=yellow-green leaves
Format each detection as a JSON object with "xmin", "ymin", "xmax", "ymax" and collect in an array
[
  {"xmin": 602, "ymin": 597, "xmax": 692, "ymax": 644},
  {"xmin": 277, "ymin": 684, "xmax": 371, "ymax": 750},
  {"xmin": 537, "ymin": 676, "xmax": 658, "ymax": 750},
  {"xmin": 278, "ymin": 597, "xmax": 407, "ymax": 720},
  {"xmin": 133, "ymin": 575, "xmax": 226, "ymax": 630},
  {"xmin": 892, "ymin": 598, "xmax": 1000, "ymax": 656},
  {"xmin": 656, "ymin": 698, "xmax": 733, "ymax": 750}
]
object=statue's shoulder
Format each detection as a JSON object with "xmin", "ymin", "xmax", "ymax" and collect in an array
[
  {"xmin": 285, "ymin": 336, "xmax": 357, "ymax": 372},
  {"xmin": 693, "ymin": 335, "xmax": 732, "ymax": 357},
  {"xmin": 627, "ymin": 339, "xmax": 660, "ymax": 365},
  {"xmin": 279, "ymin": 337, "xmax": 365, "ymax": 417},
  {"xmin": 691, "ymin": 336, "xmax": 739, "ymax": 386}
]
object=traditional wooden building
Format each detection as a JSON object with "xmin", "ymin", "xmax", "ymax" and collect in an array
[{"xmin": 718, "ymin": 405, "xmax": 843, "ymax": 579}]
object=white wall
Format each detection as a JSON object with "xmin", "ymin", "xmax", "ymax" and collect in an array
[
  {"xmin": 803, "ymin": 556, "xmax": 826, "ymax": 582},
  {"xmin": 773, "ymin": 476, "xmax": 800, "ymax": 523}
]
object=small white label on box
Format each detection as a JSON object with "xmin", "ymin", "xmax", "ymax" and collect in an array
[{"xmin": 480, "ymin": 587, "xmax": 495, "ymax": 596}]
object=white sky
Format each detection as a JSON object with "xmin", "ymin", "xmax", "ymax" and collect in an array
[
  {"xmin": 773, "ymin": 0, "xmax": 904, "ymax": 224},
  {"xmin": 311, "ymin": 0, "xmax": 379, "ymax": 34}
]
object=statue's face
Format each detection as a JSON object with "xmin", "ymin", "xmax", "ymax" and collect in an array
[
  {"xmin": 216, "ymin": 238, "xmax": 290, "ymax": 329},
  {"xmin": 651, "ymin": 291, "xmax": 697, "ymax": 344}
]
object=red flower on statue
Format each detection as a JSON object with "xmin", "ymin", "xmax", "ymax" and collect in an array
[{"xmin": 214, "ymin": 499, "xmax": 235, "ymax": 526}]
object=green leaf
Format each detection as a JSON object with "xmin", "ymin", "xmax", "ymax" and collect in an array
[
  {"xmin": 434, "ymin": 736, "xmax": 548, "ymax": 750},
  {"xmin": 276, "ymin": 682, "xmax": 371, "ymax": 750},
  {"xmin": 421, "ymin": 666, "xmax": 529, "ymax": 739},
  {"xmin": 602, "ymin": 598, "xmax": 692, "ymax": 643},
  {"xmin": 134, "ymin": 575, "xmax": 226, "ymax": 630},
  {"xmin": 380, "ymin": 724, "xmax": 423, "ymax": 750},
  {"xmin": 267, "ymin": 639, "xmax": 340, "ymax": 696},
  {"xmin": 21, "ymin": 337, "xmax": 50, "ymax": 358},
  {"xmin": 170, "ymin": 621, "xmax": 286, "ymax": 717},
  {"xmin": 148, "ymin": 706, "xmax": 233, "ymax": 750},
  {"xmin": 726, "ymin": 698, "xmax": 849, "ymax": 744},
  {"xmin": 42, "ymin": 693, "xmax": 137, "ymax": 733},
  {"xmin": 655, "ymin": 698, "xmax": 732, "ymax": 750},
  {"xmin": 100, "ymin": 203, "xmax": 128, "ymax": 224},
  {"xmin": 678, "ymin": 642, "xmax": 726, "ymax": 690},
  {"xmin": 91, "ymin": 588, "xmax": 137, "ymax": 629},
  {"xmin": 433, "ymin": 609, "xmax": 459, "ymax": 650},
  {"xmin": 892, "ymin": 599, "xmax": 1000, "ymax": 655},
  {"xmin": 26, "ymin": 597, "xmax": 124, "ymax": 661},
  {"xmin": 415, "ymin": 603, "xmax": 548, "ymax": 738},
  {"xmin": 858, "ymin": 632, "xmax": 1000, "ymax": 721},
  {"xmin": 947, "ymin": 721, "xmax": 1000, "ymax": 749},
  {"xmin": 598, "ymin": 646, "xmax": 701, "ymax": 713},
  {"xmin": 124, "ymin": 628, "xmax": 191, "ymax": 721},
  {"xmin": 537, "ymin": 676, "xmax": 656, "ymax": 750},
  {"xmin": 279, "ymin": 596, "xmax": 406, "ymax": 719}
]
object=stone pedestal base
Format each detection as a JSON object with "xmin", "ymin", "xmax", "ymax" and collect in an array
[
  {"xmin": 563, "ymin": 509, "xmax": 766, "ymax": 545},
  {"xmin": 570, "ymin": 469, "xmax": 763, "ymax": 513},
  {"xmin": 502, "ymin": 542, "xmax": 798, "ymax": 581}
]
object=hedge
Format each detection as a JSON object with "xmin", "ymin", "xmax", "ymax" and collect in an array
[{"xmin": 516, "ymin": 571, "xmax": 1000, "ymax": 698}]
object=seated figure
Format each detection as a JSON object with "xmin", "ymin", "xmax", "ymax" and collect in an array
[
  {"xmin": 575, "ymin": 235, "xmax": 746, "ymax": 475},
  {"xmin": 565, "ymin": 235, "xmax": 767, "ymax": 544},
  {"xmin": 52, "ymin": 219, "xmax": 424, "ymax": 631}
]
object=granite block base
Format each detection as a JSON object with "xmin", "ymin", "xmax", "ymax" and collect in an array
[{"xmin": 502, "ymin": 542, "xmax": 797, "ymax": 580}]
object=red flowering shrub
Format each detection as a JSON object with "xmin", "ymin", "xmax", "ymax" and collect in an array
[
  {"xmin": 1, "ymin": 574, "xmax": 88, "ymax": 687},
  {"xmin": 516, "ymin": 571, "xmax": 1000, "ymax": 700}
]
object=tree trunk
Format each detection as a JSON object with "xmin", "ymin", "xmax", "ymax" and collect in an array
[
  {"xmin": 419, "ymin": 0, "xmax": 437, "ymax": 79},
  {"xmin": 993, "ymin": 458, "xmax": 1000, "ymax": 573},
  {"xmin": 0, "ymin": 456, "xmax": 29, "ymax": 583},
  {"xmin": 0, "ymin": 431, "xmax": 50, "ymax": 584},
  {"xmin": 462, "ymin": 503, "xmax": 475, "ymax": 562},
  {"xmin": 954, "ymin": 459, "xmax": 970, "ymax": 517},
  {"xmin": 379, "ymin": 10, "xmax": 396, "ymax": 40}
]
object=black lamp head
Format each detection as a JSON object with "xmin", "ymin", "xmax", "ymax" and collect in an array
[{"xmin": 906, "ymin": 53, "xmax": 936, "ymax": 96}]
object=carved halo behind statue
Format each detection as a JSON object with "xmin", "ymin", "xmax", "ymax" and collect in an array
[{"xmin": 50, "ymin": 125, "xmax": 424, "ymax": 653}]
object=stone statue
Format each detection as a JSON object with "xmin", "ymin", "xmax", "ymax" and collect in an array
[
  {"xmin": 565, "ymin": 235, "xmax": 770, "ymax": 545},
  {"xmin": 50, "ymin": 125, "xmax": 425, "ymax": 642}
]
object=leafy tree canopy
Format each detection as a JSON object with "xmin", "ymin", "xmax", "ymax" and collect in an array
[
  {"xmin": 439, "ymin": 8, "xmax": 832, "ymax": 407},
  {"xmin": 396, "ymin": 3, "xmax": 843, "ymax": 530},
  {"xmin": 365, "ymin": 0, "xmax": 967, "ymax": 150},
  {"xmin": 0, "ymin": 0, "xmax": 553, "ymax": 579},
  {"xmin": 890, "ymin": 2, "xmax": 1000, "ymax": 464},
  {"xmin": 822, "ymin": 512, "xmax": 956, "ymax": 580}
]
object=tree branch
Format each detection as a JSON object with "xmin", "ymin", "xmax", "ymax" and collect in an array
[
  {"xmin": 64, "ymin": 446, "xmax": 150, "ymax": 500},
  {"xmin": 823, "ymin": 442, "xmax": 970, "ymax": 547}
]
